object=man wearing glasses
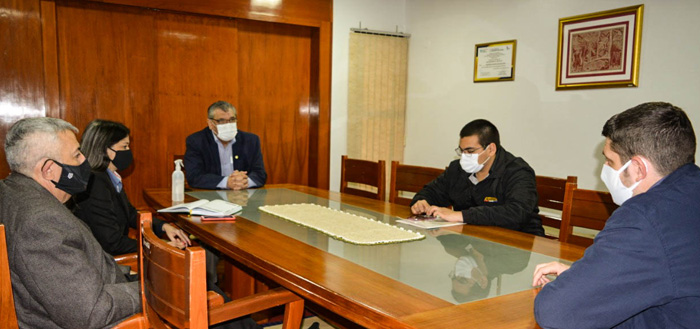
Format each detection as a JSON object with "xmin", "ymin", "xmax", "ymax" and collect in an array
[
  {"xmin": 184, "ymin": 100, "xmax": 267, "ymax": 190},
  {"xmin": 410, "ymin": 119, "xmax": 544, "ymax": 236}
]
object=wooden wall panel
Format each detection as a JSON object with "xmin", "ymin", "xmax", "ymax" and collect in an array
[
  {"xmin": 92, "ymin": 0, "xmax": 332, "ymax": 27},
  {"xmin": 310, "ymin": 20, "xmax": 331, "ymax": 189},
  {"xmin": 237, "ymin": 19, "xmax": 312, "ymax": 185},
  {"xmin": 56, "ymin": 1, "xmax": 158, "ymax": 204},
  {"xmin": 154, "ymin": 12, "xmax": 239, "ymax": 188},
  {"xmin": 0, "ymin": 0, "xmax": 46, "ymax": 177},
  {"xmin": 41, "ymin": 0, "xmax": 60, "ymax": 119},
  {"xmin": 2, "ymin": 0, "xmax": 331, "ymax": 202}
]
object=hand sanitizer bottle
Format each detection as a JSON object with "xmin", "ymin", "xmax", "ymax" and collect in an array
[{"xmin": 172, "ymin": 159, "xmax": 184, "ymax": 202}]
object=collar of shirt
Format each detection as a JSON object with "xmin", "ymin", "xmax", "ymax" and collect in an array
[
  {"xmin": 469, "ymin": 172, "xmax": 489, "ymax": 185},
  {"xmin": 106, "ymin": 169, "xmax": 123, "ymax": 193},
  {"xmin": 211, "ymin": 130, "xmax": 237, "ymax": 177}
]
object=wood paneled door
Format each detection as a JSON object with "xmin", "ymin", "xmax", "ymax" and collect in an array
[{"xmin": 0, "ymin": 0, "xmax": 331, "ymax": 207}]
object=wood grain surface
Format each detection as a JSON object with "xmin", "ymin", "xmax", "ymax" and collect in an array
[
  {"xmin": 144, "ymin": 185, "xmax": 586, "ymax": 329},
  {"xmin": 1, "ymin": 0, "xmax": 332, "ymax": 204}
]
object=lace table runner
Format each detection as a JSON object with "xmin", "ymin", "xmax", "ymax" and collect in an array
[{"xmin": 258, "ymin": 203, "xmax": 424, "ymax": 245}]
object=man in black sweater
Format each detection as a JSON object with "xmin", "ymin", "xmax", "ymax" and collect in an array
[{"xmin": 410, "ymin": 119, "xmax": 544, "ymax": 236}]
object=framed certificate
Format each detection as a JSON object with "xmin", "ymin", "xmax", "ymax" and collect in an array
[
  {"xmin": 556, "ymin": 5, "xmax": 644, "ymax": 90},
  {"xmin": 474, "ymin": 40, "xmax": 516, "ymax": 82}
]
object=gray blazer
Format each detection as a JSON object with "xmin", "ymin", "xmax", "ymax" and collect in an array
[{"xmin": 0, "ymin": 173, "xmax": 140, "ymax": 329}]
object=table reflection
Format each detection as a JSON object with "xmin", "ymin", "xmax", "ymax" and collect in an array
[
  {"xmin": 188, "ymin": 188, "xmax": 561, "ymax": 305},
  {"xmin": 431, "ymin": 229, "xmax": 531, "ymax": 303}
]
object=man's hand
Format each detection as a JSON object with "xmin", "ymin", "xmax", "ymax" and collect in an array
[
  {"xmin": 532, "ymin": 261, "xmax": 570, "ymax": 287},
  {"xmin": 162, "ymin": 223, "xmax": 191, "ymax": 249},
  {"xmin": 411, "ymin": 200, "xmax": 431, "ymax": 214},
  {"xmin": 427, "ymin": 206, "xmax": 463, "ymax": 222},
  {"xmin": 226, "ymin": 170, "xmax": 249, "ymax": 190},
  {"xmin": 227, "ymin": 190, "xmax": 250, "ymax": 206}
]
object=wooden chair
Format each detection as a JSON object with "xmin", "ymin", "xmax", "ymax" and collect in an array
[
  {"xmin": 389, "ymin": 161, "xmax": 443, "ymax": 206},
  {"xmin": 114, "ymin": 213, "xmax": 304, "ymax": 329},
  {"xmin": 0, "ymin": 225, "xmax": 19, "ymax": 329},
  {"xmin": 559, "ymin": 185, "xmax": 618, "ymax": 247},
  {"xmin": 340, "ymin": 155, "xmax": 386, "ymax": 201},
  {"xmin": 536, "ymin": 175, "xmax": 577, "ymax": 237},
  {"xmin": 114, "ymin": 252, "xmax": 138, "ymax": 273}
]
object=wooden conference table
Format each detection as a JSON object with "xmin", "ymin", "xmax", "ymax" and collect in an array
[{"xmin": 144, "ymin": 185, "xmax": 586, "ymax": 329}]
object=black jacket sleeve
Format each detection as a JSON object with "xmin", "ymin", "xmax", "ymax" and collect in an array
[
  {"xmin": 411, "ymin": 169, "xmax": 452, "ymax": 208},
  {"xmin": 76, "ymin": 172, "xmax": 165, "ymax": 255},
  {"xmin": 464, "ymin": 162, "xmax": 539, "ymax": 231},
  {"xmin": 123, "ymin": 187, "xmax": 166, "ymax": 238}
]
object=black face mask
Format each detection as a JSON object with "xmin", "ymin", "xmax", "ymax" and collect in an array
[
  {"xmin": 109, "ymin": 148, "xmax": 133, "ymax": 171},
  {"xmin": 44, "ymin": 158, "xmax": 92, "ymax": 195}
]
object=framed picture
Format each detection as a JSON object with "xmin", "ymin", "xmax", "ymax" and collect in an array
[
  {"xmin": 474, "ymin": 40, "xmax": 516, "ymax": 82},
  {"xmin": 556, "ymin": 5, "xmax": 643, "ymax": 90}
]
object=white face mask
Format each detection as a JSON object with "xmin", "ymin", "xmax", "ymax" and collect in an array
[
  {"xmin": 454, "ymin": 256, "xmax": 479, "ymax": 280},
  {"xmin": 216, "ymin": 122, "xmax": 238, "ymax": 142},
  {"xmin": 600, "ymin": 160, "xmax": 642, "ymax": 205},
  {"xmin": 460, "ymin": 146, "xmax": 490, "ymax": 173}
]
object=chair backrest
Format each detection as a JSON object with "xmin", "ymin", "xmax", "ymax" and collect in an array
[
  {"xmin": 139, "ymin": 213, "xmax": 208, "ymax": 328},
  {"xmin": 0, "ymin": 225, "xmax": 19, "ymax": 329},
  {"xmin": 559, "ymin": 185, "xmax": 618, "ymax": 247},
  {"xmin": 115, "ymin": 213, "xmax": 304, "ymax": 329},
  {"xmin": 340, "ymin": 155, "xmax": 386, "ymax": 201},
  {"xmin": 536, "ymin": 175, "xmax": 577, "ymax": 231},
  {"xmin": 389, "ymin": 161, "xmax": 443, "ymax": 206}
]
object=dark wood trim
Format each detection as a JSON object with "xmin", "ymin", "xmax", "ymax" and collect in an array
[
  {"xmin": 87, "ymin": 0, "xmax": 332, "ymax": 27},
  {"xmin": 40, "ymin": 0, "xmax": 60, "ymax": 118},
  {"xmin": 317, "ymin": 20, "xmax": 332, "ymax": 189}
]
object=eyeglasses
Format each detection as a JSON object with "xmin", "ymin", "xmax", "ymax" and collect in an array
[
  {"xmin": 455, "ymin": 146, "xmax": 483, "ymax": 156},
  {"xmin": 209, "ymin": 117, "xmax": 237, "ymax": 124}
]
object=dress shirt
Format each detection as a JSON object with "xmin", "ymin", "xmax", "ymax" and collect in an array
[
  {"xmin": 213, "ymin": 131, "xmax": 259, "ymax": 189},
  {"xmin": 106, "ymin": 169, "xmax": 123, "ymax": 193}
]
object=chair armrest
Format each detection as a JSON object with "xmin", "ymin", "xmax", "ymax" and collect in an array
[
  {"xmin": 208, "ymin": 291, "xmax": 225, "ymax": 308},
  {"xmin": 111, "ymin": 313, "xmax": 146, "ymax": 329},
  {"xmin": 114, "ymin": 252, "xmax": 138, "ymax": 273},
  {"xmin": 209, "ymin": 287, "xmax": 302, "ymax": 325}
]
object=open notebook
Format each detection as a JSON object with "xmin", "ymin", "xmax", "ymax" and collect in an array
[{"xmin": 157, "ymin": 199, "xmax": 242, "ymax": 216}]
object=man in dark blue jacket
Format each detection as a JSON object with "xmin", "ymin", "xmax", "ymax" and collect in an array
[
  {"xmin": 184, "ymin": 101, "xmax": 267, "ymax": 189},
  {"xmin": 533, "ymin": 102, "xmax": 700, "ymax": 328}
]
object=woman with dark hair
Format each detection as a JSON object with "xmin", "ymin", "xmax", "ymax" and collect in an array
[
  {"xmin": 74, "ymin": 119, "xmax": 190, "ymax": 255},
  {"xmin": 76, "ymin": 120, "xmax": 273, "ymax": 329}
]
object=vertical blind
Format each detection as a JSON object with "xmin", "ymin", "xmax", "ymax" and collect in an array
[{"xmin": 347, "ymin": 32, "xmax": 409, "ymax": 194}]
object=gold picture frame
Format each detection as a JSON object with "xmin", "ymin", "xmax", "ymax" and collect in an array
[
  {"xmin": 556, "ymin": 5, "xmax": 643, "ymax": 90},
  {"xmin": 474, "ymin": 40, "xmax": 516, "ymax": 82}
]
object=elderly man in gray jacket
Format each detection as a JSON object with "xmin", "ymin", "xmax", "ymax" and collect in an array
[{"xmin": 0, "ymin": 117, "xmax": 140, "ymax": 328}]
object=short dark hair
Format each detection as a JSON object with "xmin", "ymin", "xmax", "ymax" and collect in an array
[
  {"xmin": 207, "ymin": 101, "xmax": 237, "ymax": 119},
  {"xmin": 460, "ymin": 119, "xmax": 500, "ymax": 148},
  {"xmin": 80, "ymin": 119, "xmax": 130, "ymax": 171},
  {"xmin": 602, "ymin": 102, "xmax": 696, "ymax": 176},
  {"xmin": 451, "ymin": 277, "xmax": 491, "ymax": 303}
]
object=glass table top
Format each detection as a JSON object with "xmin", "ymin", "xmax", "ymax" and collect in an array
[{"xmin": 188, "ymin": 188, "xmax": 567, "ymax": 305}]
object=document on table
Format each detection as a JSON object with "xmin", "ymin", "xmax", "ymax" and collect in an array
[
  {"xmin": 158, "ymin": 199, "xmax": 242, "ymax": 216},
  {"xmin": 396, "ymin": 216, "xmax": 465, "ymax": 229}
]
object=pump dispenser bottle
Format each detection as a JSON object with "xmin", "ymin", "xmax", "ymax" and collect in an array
[{"xmin": 172, "ymin": 159, "xmax": 184, "ymax": 202}]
